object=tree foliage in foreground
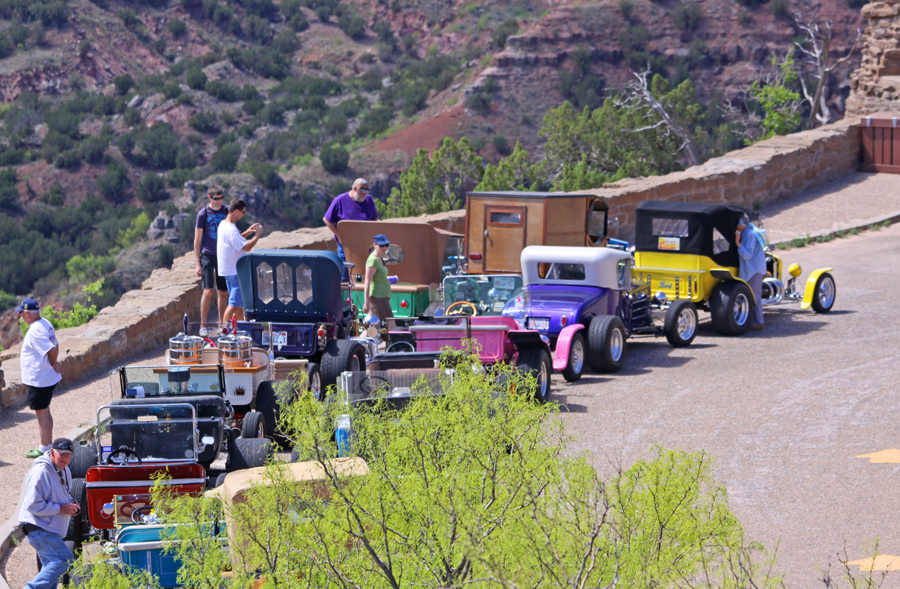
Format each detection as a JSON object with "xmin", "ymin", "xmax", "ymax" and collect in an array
[{"xmin": 73, "ymin": 354, "xmax": 783, "ymax": 589}]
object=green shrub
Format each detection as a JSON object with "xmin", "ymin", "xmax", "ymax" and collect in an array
[
  {"xmin": 491, "ymin": 19, "xmax": 518, "ymax": 49},
  {"xmin": 116, "ymin": 212, "xmax": 151, "ymax": 248},
  {"xmin": 189, "ymin": 111, "xmax": 219, "ymax": 133},
  {"xmin": 66, "ymin": 254, "xmax": 115, "ymax": 283},
  {"xmin": 96, "ymin": 160, "xmax": 130, "ymax": 200},
  {"xmin": 79, "ymin": 136, "xmax": 107, "ymax": 164},
  {"xmin": 117, "ymin": 8, "xmax": 140, "ymax": 28},
  {"xmin": 176, "ymin": 93, "xmax": 194, "ymax": 105},
  {"xmin": 320, "ymin": 143, "xmax": 349, "ymax": 173},
  {"xmin": 0, "ymin": 290, "xmax": 17, "ymax": 312},
  {"xmin": 0, "ymin": 167, "xmax": 21, "ymax": 211},
  {"xmin": 769, "ymin": 0, "xmax": 789, "ymax": 15},
  {"xmin": 185, "ymin": 67, "xmax": 208, "ymax": 91},
  {"xmin": 136, "ymin": 173, "xmax": 169, "ymax": 203},
  {"xmin": 113, "ymin": 74, "xmax": 135, "ymax": 95},
  {"xmin": 287, "ymin": 11, "xmax": 309, "ymax": 31},
  {"xmin": 168, "ymin": 18, "xmax": 187, "ymax": 37},
  {"xmin": 243, "ymin": 98, "xmax": 265, "ymax": 115},
  {"xmin": 271, "ymin": 30, "xmax": 300, "ymax": 54},
  {"xmin": 338, "ymin": 14, "xmax": 366, "ymax": 39},
  {"xmin": 244, "ymin": 159, "xmax": 282, "ymax": 189},
  {"xmin": 204, "ymin": 80, "xmax": 238, "ymax": 102},
  {"xmin": 41, "ymin": 181, "xmax": 65, "ymax": 206},
  {"xmin": 492, "ymin": 135, "xmax": 511, "ymax": 156},
  {"xmin": 158, "ymin": 244, "xmax": 175, "ymax": 268},
  {"xmin": 54, "ymin": 149, "xmax": 82, "ymax": 169},
  {"xmin": 671, "ymin": 1, "xmax": 703, "ymax": 31},
  {"xmin": 8, "ymin": 23, "xmax": 29, "ymax": 46},
  {"xmin": 120, "ymin": 123, "xmax": 181, "ymax": 169},
  {"xmin": 77, "ymin": 39, "xmax": 90, "ymax": 59},
  {"xmin": 210, "ymin": 142, "xmax": 241, "ymax": 172},
  {"xmin": 123, "ymin": 106, "xmax": 142, "ymax": 126},
  {"xmin": 162, "ymin": 82, "xmax": 182, "ymax": 99}
]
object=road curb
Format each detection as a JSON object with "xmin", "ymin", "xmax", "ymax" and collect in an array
[{"xmin": 0, "ymin": 411, "xmax": 109, "ymax": 589}]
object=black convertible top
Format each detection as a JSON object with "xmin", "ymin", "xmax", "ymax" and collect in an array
[{"xmin": 635, "ymin": 201, "xmax": 750, "ymax": 267}]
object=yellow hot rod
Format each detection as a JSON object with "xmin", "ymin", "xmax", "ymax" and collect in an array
[{"xmin": 633, "ymin": 201, "xmax": 836, "ymax": 336}]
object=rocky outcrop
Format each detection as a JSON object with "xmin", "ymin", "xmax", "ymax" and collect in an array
[{"xmin": 847, "ymin": 0, "xmax": 900, "ymax": 116}]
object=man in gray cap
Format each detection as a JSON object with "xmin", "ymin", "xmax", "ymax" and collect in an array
[
  {"xmin": 735, "ymin": 214, "xmax": 768, "ymax": 330},
  {"xmin": 19, "ymin": 437, "xmax": 80, "ymax": 589},
  {"xmin": 323, "ymin": 178, "xmax": 378, "ymax": 282}
]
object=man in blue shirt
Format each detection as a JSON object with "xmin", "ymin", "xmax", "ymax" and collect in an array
[
  {"xmin": 194, "ymin": 185, "xmax": 229, "ymax": 335},
  {"xmin": 323, "ymin": 178, "xmax": 378, "ymax": 282},
  {"xmin": 735, "ymin": 214, "xmax": 767, "ymax": 330}
]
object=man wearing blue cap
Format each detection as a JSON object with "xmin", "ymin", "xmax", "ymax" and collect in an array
[{"xmin": 17, "ymin": 299, "xmax": 62, "ymax": 459}]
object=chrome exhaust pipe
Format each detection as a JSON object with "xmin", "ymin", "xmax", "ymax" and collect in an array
[{"xmin": 761, "ymin": 277, "xmax": 785, "ymax": 305}]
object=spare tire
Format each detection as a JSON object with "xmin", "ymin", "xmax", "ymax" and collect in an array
[
  {"xmin": 68, "ymin": 444, "xmax": 96, "ymax": 480},
  {"xmin": 710, "ymin": 282, "xmax": 752, "ymax": 336},
  {"xmin": 321, "ymin": 340, "xmax": 366, "ymax": 391}
]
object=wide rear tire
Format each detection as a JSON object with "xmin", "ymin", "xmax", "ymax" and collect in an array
[
  {"xmin": 240, "ymin": 411, "xmax": 265, "ymax": 439},
  {"xmin": 710, "ymin": 282, "xmax": 752, "ymax": 336},
  {"xmin": 663, "ymin": 300, "xmax": 698, "ymax": 347},
  {"xmin": 561, "ymin": 332, "xmax": 585, "ymax": 383},
  {"xmin": 255, "ymin": 381, "xmax": 278, "ymax": 437},
  {"xmin": 810, "ymin": 272, "xmax": 836, "ymax": 313},
  {"xmin": 321, "ymin": 340, "xmax": 366, "ymax": 391},
  {"xmin": 227, "ymin": 437, "xmax": 275, "ymax": 472},
  {"xmin": 515, "ymin": 346, "xmax": 552, "ymax": 403},
  {"xmin": 587, "ymin": 316, "xmax": 626, "ymax": 374}
]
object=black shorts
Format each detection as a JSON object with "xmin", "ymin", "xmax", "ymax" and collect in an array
[
  {"xmin": 26, "ymin": 384, "xmax": 56, "ymax": 411},
  {"xmin": 200, "ymin": 254, "xmax": 227, "ymax": 292}
]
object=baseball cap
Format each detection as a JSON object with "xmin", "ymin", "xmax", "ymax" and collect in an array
[
  {"xmin": 353, "ymin": 178, "xmax": 369, "ymax": 193},
  {"xmin": 373, "ymin": 234, "xmax": 390, "ymax": 246},
  {"xmin": 51, "ymin": 438, "xmax": 75, "ymax": 454},
  {"xmin": 15, "ymin": 298, "xmax": 39, "ymax": 312}
]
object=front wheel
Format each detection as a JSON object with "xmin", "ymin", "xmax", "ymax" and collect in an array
[
  {"xmin": 811, "ymin": 272, "xmax": 836, "ymax": 313},
  {"xmin": 587, "ymin": 316, "xmax": 626, "ymax": 374},
  {"xmin": 664, "ymin": 300, "xmax": 698, "ymax": 347},
  {"xmin": 561, "ymin": 332, "xmax": 585, "ymax": 382},
  {"xmin": 307, "ymin": 363, "xmax": 323, "ymax": 401},
  {"xmin": 515, "ymin": 347, "xmax": 552, "ymax": 403}
]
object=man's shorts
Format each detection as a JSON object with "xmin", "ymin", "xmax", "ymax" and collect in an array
[
  {"xmin": 225, "ymin": 275, "xmax": 243, "ymax": 308},
  {"xmin": 26, "ymin": 384, "xmax": 56, "ymax": 411},
  {"xmin": 200, "ymin": 254, "xmax": 227, "ymax": 292}
]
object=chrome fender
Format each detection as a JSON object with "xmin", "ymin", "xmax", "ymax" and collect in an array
[
  {"xmin": 552, "ymin": 324, "xmax": 585, "ymax": 371},
  {"xmin": 800, "ymin": 268, "xmax": 834, "ymax": 310}
]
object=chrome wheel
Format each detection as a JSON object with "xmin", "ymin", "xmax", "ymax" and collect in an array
[
  {"xmin": 570, "ymin": 339, "xmax": 584, "ymax": 374},
  {"xmin": 610, "ymin": 327, "xmax": 624, "ymax": 362},
  {"xmin": 311, "ymin": 373, "xmax": 322, "ymax": 401},
  {"xmin": 818, "ymin": 276, "xmax": 835, "ymax": 308},
  {"xmin": 677, "ymin": 307, "xmax": 697, "ymax": 340},
  {"xmin": 732, "ymin": 293, "xmax": 750, "ymax": 326},
  {"xmin": 538, "ymin": 357, "xmax": 549, "ymax": 401}
]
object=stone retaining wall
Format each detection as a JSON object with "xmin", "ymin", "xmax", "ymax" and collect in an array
[
  {"xmin": 581, "ymin": 120, "xmax": 861, "ymax": 243},
  {"xmin": 0, "ymin": 121, "xmax": 860, "ymax": 409},
  {"xmin": 0, "ymin": 211, "xmax": 465, "ymax": 410}
]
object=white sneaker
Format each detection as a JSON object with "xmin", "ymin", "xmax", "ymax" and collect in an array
[{"xmin": 199, "ymin": 327, "xmax": 209, "ymax": 337}]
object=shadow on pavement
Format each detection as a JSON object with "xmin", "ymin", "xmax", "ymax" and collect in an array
[{"xmin": 694, "ymin": 308, "xmax": 838, "ymax": 339}]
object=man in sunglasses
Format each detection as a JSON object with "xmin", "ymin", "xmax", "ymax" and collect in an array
[
  {"xmin": 19, "ymin": 437, "xmax": 80, "ymax": 589},
  {"xmin": 194, "ymin": 185, "xmax": 229, "ymax": 335},
  {"xmin": 323, "ymin": 178, "xmax": 378, "ymax": 282}
]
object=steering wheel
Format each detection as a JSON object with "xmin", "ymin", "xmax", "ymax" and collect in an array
[
  {"xmin": 358, "ymin": 375, "xmax": 390, "ymax": 396},
  {"xmin": 106, "ymin": 446, "xmax": 142, "ymax": 465},
  {"xmin": 131, "ymin": 505, "xmax": 155, "ymax": 525},
  {"xmin": 446, "ymin": 301, "xmax": 479, "ymax": 316},
  {"xmin": 386, "ymin": 341, "xmax": 415, "ymax": 354}
]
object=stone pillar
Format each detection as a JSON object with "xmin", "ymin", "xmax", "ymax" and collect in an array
[{"xmin": 847, "ymin": 0, "xmax": 900, "ymax": 116}]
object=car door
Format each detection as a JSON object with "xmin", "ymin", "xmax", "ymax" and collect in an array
[{"xmin": 483, "ymin": 205, "xmax": 526, "ymax": 273}]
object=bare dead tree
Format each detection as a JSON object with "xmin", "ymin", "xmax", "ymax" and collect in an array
[
  {"xmin": 614, "ymin": 66, "xmax": 702, "ymax": 167},
  {"xmin": 793, "ymin": 15, "xmax": 862, "ymax": 129}
]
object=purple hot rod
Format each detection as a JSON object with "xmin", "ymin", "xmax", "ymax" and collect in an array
[{"xmin": 502, "ymin": 245, "xmax": 698, "ymax": 376}]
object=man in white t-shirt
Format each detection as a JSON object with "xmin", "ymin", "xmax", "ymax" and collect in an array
[
  {"xmin": 17, "ymin": 298, "xmax": 63, "ymax": 459},
  {"xmin": 217, "ymin": 198, "xmax": 263, "ymax": 323}
]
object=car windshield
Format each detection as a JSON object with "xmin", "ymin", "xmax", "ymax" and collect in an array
[
  {"xmin": 112, "ymin": 366, "xmax": 224, "ymax": 401},
  {"xmin": 442, "ymin": 275, "xmax": 523, "ymax": 316},
  {"xmin": 99, "ymin": 403, "xmax": 198, "ymax": 463},
  {"xmin": 338, "ymin": 369, "xmax": 447, "ymax": 408}
]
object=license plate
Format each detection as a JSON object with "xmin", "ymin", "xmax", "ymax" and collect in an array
[
  {"xmin": 262, "ymin": 331, "xmax": 288, "ymax": 346},
  {"xmin": 527, "ymin": 317, "xmax": 550, "ymax": 330},
  {"xmin": 495, "ymin": 276, "xmax": 515, "ymax": 290}
]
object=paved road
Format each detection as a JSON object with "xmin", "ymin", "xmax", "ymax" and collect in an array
[{"xmin": 558, "ymin": 223, "xmax": 900, "ymax": 588}]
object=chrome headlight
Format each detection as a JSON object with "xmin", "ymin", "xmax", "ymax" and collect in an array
[{"xmin": 653, "ymin": 291, "xmax": 668, "ymax": 306}]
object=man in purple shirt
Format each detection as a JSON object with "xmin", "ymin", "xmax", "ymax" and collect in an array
[
  {"xmin": 323, "ymin": 178, "xmax": 378, "ymax": 282},
  {"xmin": 194, "ymin": 185, "xmax": 229, "ymax": 335}
]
